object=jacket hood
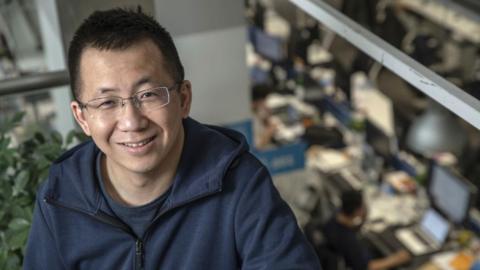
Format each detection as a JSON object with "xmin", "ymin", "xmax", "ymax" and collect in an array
[{"xmin": 43, "ymin": 117, "xmax": 249, "ymax": 213}]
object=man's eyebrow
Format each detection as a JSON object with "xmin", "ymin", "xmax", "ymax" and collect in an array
[
  {"xmin": 97, "ymin": 87, "xmax": 117, "ymax": 94},
  {"xmin": 133, "ymin": 76, "xmax": 153, "ymax": 90},
  {"xmin": 94, "ymin": 77, "xmax": 153, "ymax": 95}
]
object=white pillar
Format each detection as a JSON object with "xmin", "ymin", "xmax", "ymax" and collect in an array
[
  {"xmin": 35, "ymin": 0, "xmax": 75, "ymax": 137},
  {"xmin": 154, "ymin": 0, "xmax": 251, "ymax": 125}
]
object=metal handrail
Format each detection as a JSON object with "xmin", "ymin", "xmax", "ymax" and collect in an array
[
  {"xmin": 0, "ymin": 70, "xmax": 69, "ymax": 97},
  {"xmin": 290, "ymin": 0, "xmax": 480, "ymax": 130}
]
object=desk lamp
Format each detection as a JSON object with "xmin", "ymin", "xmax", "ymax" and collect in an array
[{"xmin": 406, "ymin": 100, "xmax": 467, "ymax": 157}]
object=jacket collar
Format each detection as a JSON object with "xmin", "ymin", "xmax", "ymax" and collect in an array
[{"xmin": 45, "ymin": 117, "xmax": 248, "ymax": 214}]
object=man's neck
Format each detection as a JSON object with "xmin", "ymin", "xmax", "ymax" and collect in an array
[{"xmin": 102, "ymin": 129, "xmax": 185, "ymax": 207}]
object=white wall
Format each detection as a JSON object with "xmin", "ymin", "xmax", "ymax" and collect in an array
[
  {"xmin": 174, "ymin": 26, "xmax": 251, "ymax": 125},
  {"xmin": 155, "ymin": 0, "xmax": 251, "ymax": 125}
]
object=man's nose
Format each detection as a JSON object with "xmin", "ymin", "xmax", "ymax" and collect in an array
[{"xmin": 116, "ymin": 99, "xmax": 148, "ymax": 131}]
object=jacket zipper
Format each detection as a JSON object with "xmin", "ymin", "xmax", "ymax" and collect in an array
[
  {"xmin": 136, "ymin": 239, "xmax": 144, "ymax": 270},
  {"xmin": 44, "ymin": 187, "xmax": 222, "ymax": 270},
  {"xmin": 44, "ymin": 198, "xmax": 145, "ymax": 269}
]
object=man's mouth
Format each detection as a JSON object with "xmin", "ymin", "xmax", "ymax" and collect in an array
[{"xmin": 120, "ymin": 136, "xmax": 156, "ymax": 148}]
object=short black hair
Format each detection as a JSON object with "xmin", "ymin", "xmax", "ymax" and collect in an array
[
  {"xmin": 340, "ymin": 190, "xmax": 363, "ymax": 216},
  {"xmin": 68, "ymin": 7, "xmax": 184, "ymax": 100},
  {"xmin": 251, "ymin": 84, "xmax": 273, "ymax": 102}
]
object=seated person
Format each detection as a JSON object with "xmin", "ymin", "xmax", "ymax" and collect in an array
[
  {"xmin": 323, "ymin": 190, "xmax": 411, "ymax": 270},
  {"xmin": 251, "ymin": 84, "xmax": 278, "ymax": 149}
]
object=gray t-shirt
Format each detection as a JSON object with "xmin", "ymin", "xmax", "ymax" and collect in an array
[{"xmin": 96, "ymin": 152, "xmax": 170, "ymax": 238}]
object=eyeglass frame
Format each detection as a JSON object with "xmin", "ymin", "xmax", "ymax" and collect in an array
[{"xmin": 76, "ymin": 82, "xmax": 182, "ymax": 114}]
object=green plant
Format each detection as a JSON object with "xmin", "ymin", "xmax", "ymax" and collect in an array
[{"xmin": 0, "ymin": 112, "xmax": 87, "ymax": 269}]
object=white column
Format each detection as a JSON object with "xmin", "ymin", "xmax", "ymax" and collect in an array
[
  {"xmin": 35, "ymin": 0, "xmax": 76, "ymax": 137},
  {"xmin": 154, "ymin": 0, "xmax": 251, "ymax": 125}
]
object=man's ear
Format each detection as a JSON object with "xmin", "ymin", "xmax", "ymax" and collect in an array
[
  {"xmin": 178, "ymin": 80, "xmax": 192, "ymax": 119},
  {"xmin": 71, "ymin": 101, "xmax": 92, "ymax": 136}
]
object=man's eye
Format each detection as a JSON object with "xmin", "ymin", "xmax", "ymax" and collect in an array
[
  {"xmin": 95, "ymin": 99, "xmax": 118, "ymax": 109},
  {"xmin": 139, "ymin": 91, "xmax": 159, "ymax": 100}
]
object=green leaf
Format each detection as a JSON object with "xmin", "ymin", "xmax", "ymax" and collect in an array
[
  {"xmin": 0, "ymin": 137, "xmax": 11, "ymax": 150},
  {"xmin": 13, "ymin": 196, "xmax": 33, "ymax": 206},
  {"xmin": 0, "ymin": 246, "xmax": 7, "ymax": 270},
  {"xmin": 2, "ymin": 184, "xmax": 12, "ymax": 200},
  {"xmin": 0, "ymin": 148, "xmax": 16, "ymax": 168},
  {"xmin": 64, "ymin": 129, "xmax": 89, "ymax": 146},
  {"xmin": 12, "ymin": 171, "xmax": 29, "ymax": 197},
  {"xmin": 11, "ymin": 206, "xmax": 31, "ymax": 222},
  {"xmin": 4, "ymin": 253, "xmax": 20, "ymax": 270},
  {"xmin": 0, "ymin": 212, "xmax": 5, "ymax": 222},
  {"xmin": 66, "ymin": 131, "xmax": 75, "ymax": 145},
  {"xmin": 5, "ymin": 218, "xmax": 30, "ymax": 250},
  {"xmin": 5, "ymin": 225, "xmax": 29, "ymax": 250},
  {"xmin": 0, "ymin": 112, "xmax": 25, "ymax": 134},
  {"xmin": 11, "ymin": 112, "xmax": 25, "ymax": 126},
  {"xmin": 33, "ymin": 132, "xmax": 45, "ymax": 144},
  {"xmin": 8, "ymin": 218, "xmax": 29, "ymax": 231},
  {"xmin": 51, "ymin": 130, "xmax": 63, "ymax": 145}
]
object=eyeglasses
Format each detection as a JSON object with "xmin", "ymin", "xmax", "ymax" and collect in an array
[{"xmin": 78, "ymin": 83, "xmax": 180, "ymax": 119}]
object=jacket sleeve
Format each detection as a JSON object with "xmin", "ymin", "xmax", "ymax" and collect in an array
[
  {"xmin": 234, "ymin": 165, "xmax": 321, "ymax": 270},
  {"xmin": 23, "ymin": 195, "xmax": 65, "ymax": 270}
]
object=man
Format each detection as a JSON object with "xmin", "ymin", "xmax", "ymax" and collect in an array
[
  {"xmin": 24, "ymin": 8, "xmax": 321, "ymax": 270},
  {"xmin": 323, "ymin": 190, "xmax": 410, "ymax": 270}
]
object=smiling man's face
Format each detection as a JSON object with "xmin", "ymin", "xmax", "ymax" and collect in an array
[{"xmin": 71, "ymin": 39, "xmax": 191, "ymax": 177}]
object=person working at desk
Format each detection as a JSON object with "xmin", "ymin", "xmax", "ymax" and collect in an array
[
  {"xmin": 251, "ymin": 84, "xmax": 278, "ymax": 149},
  {"xmin": 324, "ymin": 190, "xmax": 411, "ymax": 270}
]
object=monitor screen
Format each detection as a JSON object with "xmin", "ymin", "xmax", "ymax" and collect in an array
[
  {"xmin": 429, "ymin": 163, "xmax": 475, "ymax": 223},
  {"xmin": 250, "ymin": 66, "xmax": 270, "ymax": 85},
  {"xmin": 252, "ymin": 28, "xmax": 285, "ymax": 62},
  {"xmin": 271, "ymin": 104, "xmax": 300, "ymax": 126},
  {"xmin": 420, "ymin": 208, "xmax": 449, "ymax": 244}
]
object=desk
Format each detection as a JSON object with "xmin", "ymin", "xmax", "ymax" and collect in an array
[
  {"xmin": 420, "ymin": 263, "xmax": 441, "ymax": 270},
  {"xmin": 259, "ymin": 70, "xmax": 480, "ymax": 269},
  {"xmin": 308, "ymin": 146, "xmax": 479, "ymax": 269},
  {"xmin": 418, "ymin": 250, "xmax": 477, "ymax": 270},
  {"xmin": 363, "ymin": 199, "xmax": 480, "ymax": 270}
]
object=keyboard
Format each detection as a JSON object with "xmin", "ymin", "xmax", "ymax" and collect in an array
[
  {"xmin": 377, "ymin": 230, "xmax": 404, "ymax": 251},
  {"xmin": 363, "ymin": 230, "xmax": 397, "ymax": 256},
  {"xmin": 395, "ymin": 229, "xmax": 428, "ymax": 255}
]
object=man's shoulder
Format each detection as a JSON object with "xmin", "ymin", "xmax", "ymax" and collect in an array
[
  {"xmin": 229, "ymin": 150, "xmax": 266, "ymax": 174},
  {"xmin": 53, "ymin": 139, "xmax": 96, "ymax": 165},
  {"xmin": 37, "ymin": 139, "xmax": 100, "ymax": 208},
  {"xmin": 184, "ymin": 118, "xmax": 248, "ymax": 152},
  {"xmin": 179, "ymin": 118, "xmax": 254, "ymax": 177}
]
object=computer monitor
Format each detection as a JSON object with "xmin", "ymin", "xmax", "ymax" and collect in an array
[
  {"xmin": 420, "ymin": 208, "xmax": 449, "ymax": 245},
  {"xmin": 250, "ymin": 66, "xmax": 271, "ymax": 85},
  {"xmin": 428, "ymin": 162, "xmax": 477, "ymax": 224},
  {"xmin": 252, "ymin": 27, "xmax": 286, "ymax": 63},
  {"xmin": 271, "ymin": 104, "xmax": 300, "ymax": 127}
]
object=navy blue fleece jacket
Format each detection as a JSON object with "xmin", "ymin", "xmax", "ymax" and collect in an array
[{"xmin": 24, "ymin": 118, "xmax": 320, "ymax": 269}]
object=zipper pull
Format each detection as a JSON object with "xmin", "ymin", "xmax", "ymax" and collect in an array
[{"xmin": 135, "ymin": 239, "xmax": 144, "ymax": 270}]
